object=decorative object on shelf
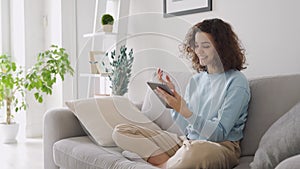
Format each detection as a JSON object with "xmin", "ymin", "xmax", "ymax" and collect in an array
[
  {"xmin": 89, "ymin": 51, "xmax": 104, "ymax": 74},
  {"xmin": 0, "ymin": 45, "xmax": 74, "ymax": 143},
  {"xmin": 101, "ymin": 14, "xmax": 114, "ymax": 32},
  {"xmin": 102, "ymin": 45, "xmax": 134, "ymax": 96}
]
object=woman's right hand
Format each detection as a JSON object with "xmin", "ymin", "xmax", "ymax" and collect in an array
[
  {"xmin": 157, "ymin": 68, "xmax": 175, "ymax": 90},
  {"xmin": 156, "ymin": 68, "xmax": 192, "ymax": 118}
]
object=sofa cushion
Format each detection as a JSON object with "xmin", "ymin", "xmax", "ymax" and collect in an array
[
  {"xmin": 53, "ymin": 136, "xmax": 158, "ymax": 169},
  {"xmin": 275, "ymin": 155, "xmax": 300, "ymax": 169},
  {"xmin": 249, "ymin": 101, "xmax": 300, "ymax": 169},
  {"xmin": 65, "ymin": 96, "xmax": 160, "ymax": 146},
  {"xmin": 241, "ymin": 74, "xmax": 300, "ymax": 156},
  {"xmin": 233, "ymin": 156, "xmax": 253, "ymax": 169},
  {"xmin": 141, "ymin": 71, "xmax": 193, "ymax": 135},
  {"xmin": 127, "ymin": 67, "xmax": 159, "ymax": 107}
]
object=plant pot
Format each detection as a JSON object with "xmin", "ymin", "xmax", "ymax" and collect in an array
[
  {"xmin": 0, "ymin": 122, "xmax": 19, "ymax": 144},
  {"xmin": 102, "ymin": 24, "xmax": 113, "ymax": 32}
]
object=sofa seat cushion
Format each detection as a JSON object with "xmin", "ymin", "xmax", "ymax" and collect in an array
[
  {"xmin": 275, "ymin": 155, "xmax": 300, "ymax": 169},
  {"xmin": 53, "ymin": 136, "xmax": 158, "ymax": 169},
  {"xmin": 233, "ymin": 156, "xmax": 253, "ymax": 169}
]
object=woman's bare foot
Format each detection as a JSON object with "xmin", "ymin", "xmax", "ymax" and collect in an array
[{"xmin": 147, "ymin": 152, "xmax": 169, "ymax": 167}]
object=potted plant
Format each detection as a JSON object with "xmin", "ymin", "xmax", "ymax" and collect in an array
[
  {"xmin": 0, "ymin": 54, "xmax": 26, "ymax": 143},
  {"xmin": 102, "ymin": 45, "xmax": 134, "ymax": 96},
  {"xmin": 0, "ymin": 45, "xmax": 74, "ymax": 143},
  {"xmin": 101, "ymin": 14, "xmax": 114, "ymax": 32},
  {"xmin": 25, "ymin": 45, "xmax": 74, "ymax": 103}
]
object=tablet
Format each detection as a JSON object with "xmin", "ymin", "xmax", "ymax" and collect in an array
[{"xmin": 147, "ymin": 82, "xmax": 174, "ymax": 109}]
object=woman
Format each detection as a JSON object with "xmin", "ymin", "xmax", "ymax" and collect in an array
[{"xmin": 112, "ymin": 18, "xmax": 250, "ymax": 169}]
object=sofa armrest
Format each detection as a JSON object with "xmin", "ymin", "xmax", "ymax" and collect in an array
[{"xmin": 43, "ymin": 107, "xmax": 86, "ymax": 169}]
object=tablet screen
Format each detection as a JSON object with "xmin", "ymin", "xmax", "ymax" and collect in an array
[{"xmin": 147, "ymin": 82, "xmax": 174, "ymax": 108}]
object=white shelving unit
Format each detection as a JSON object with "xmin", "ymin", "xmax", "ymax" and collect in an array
[
  {"xmin": 80, "ymin": 73, "xmax": 111, "ymax": 97},
  {"xmin": 80, "ymin": 31, "xmax": 116, "ymax": 97},
  {"xmin": 83, "ymin": 32, "xmax": 119, "ymax": 38},
  {"xmin": 80, "ymin": 0, "xmax": 130, "ymax": 97}
]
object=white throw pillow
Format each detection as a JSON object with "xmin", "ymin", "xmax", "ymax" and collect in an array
[
  {"xmin": 65, "ymin": 96, "xmax": 161, "ymax": 146},
  {"xmin": 141, "ymin": 72, "xmax": 193, "ymax": 136}
]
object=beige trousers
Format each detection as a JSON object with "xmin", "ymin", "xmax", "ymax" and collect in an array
[{"xmin": 112, "ymin": 123, "xmax": 241, "ymax": 169}]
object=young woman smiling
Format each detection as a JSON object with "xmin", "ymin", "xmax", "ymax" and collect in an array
[{"xmin": 112, "ymin": 18, "xmax": 250, "ymax": 169}]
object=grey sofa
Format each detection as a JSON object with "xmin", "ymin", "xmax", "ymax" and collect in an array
[{"xmin": 44, "ymin": 74, "xmax": 300, "ymax": 169}]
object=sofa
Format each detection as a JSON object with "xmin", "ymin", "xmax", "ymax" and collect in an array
[{"xmin": 44, "ymin": 73, "xmax": 300, "ymax": 169}]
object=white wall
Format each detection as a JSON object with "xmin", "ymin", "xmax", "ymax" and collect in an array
[
  {"xmin": 0, "ymin": 0, "xmax": 2, "ymax": 53},
  {"xmin": 125, "ymin": 12, "xmax": 193, "ymax": 73},
  {"xmin": 24, "ymin": 0, "xmax": 74, "ymax": 137},
  {"xmin": 0, "ymin": 0, "xmax": 11, "ymax": 54},
  {"xmin": 10, "ymin": 0, "xmax": 26, "ymax": 141},
  {"xmin": 43, "ymin": 0, "xmax": 64, "ymax": 114},
  {"xmin": 61, "ymin": 0, "xmax": 77, "ymax": 101},
  {"xmin": 76, "ymin": 0, "xmax": 98, "ymax": 98},
  {"xmin": 128, "ymin": 0, "xmax": 300, "ymax": 78},
  {"xmin": 73, "ymin": 0, "xmax": 300, "ymax": 100},
  {"xmin": 10, "ymin": 0, "xmax": 25, "ymax": 67},
  {"xmin": 24, "ymin": 0, "xmax": 46, "ymax": 138}
]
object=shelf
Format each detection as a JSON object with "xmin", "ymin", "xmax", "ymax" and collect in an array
[
  {"xmin": 83, "ymin": 32, "xmax": 119, "ymax": 38},
  {"xmin": 80, "ymin": 73, "xmax": 112, "ymax": 97},
  {"xmin": 83, "ymin": 31, "xmax": 130, "ymax": 38},
  {"xmin": 80, "ymin": 73, "xmax": 111, "ymax": 77}
]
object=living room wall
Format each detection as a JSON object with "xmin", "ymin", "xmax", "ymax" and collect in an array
[
  {"xmin": 16, "ymin": 0, "xmax": 298, "ymax": 137},
  {"xmin": 69, "ymin": 0, "xmax": 300, "ymax": 101},
  {"xmin": 24, "ymin": 0, "xmax": 65, "ymax": 138},
  {"xmin": 127, "ymin": 0, "xmax": 300, "ymax": 78}
]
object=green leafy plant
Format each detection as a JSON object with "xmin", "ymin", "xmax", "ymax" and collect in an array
[
  {"xmin": 0, "ymin": 54, "xmax": 26, "ymax": 124},
  {"xmin": 25, "ymin": 45, "xmax": 74, "ymax": 103},
  {"xmin": 103, "ymin": 45, "xmax": 134, "ymax": 96},
  {"xmin": 0, "ymin": 45, "xmax": 74, "ymax": 125},
  {"xmin": 101, "ymin": 14, "xmax": 114, "ymax": 25}
]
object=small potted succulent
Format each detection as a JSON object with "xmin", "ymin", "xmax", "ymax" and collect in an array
[
  {"xmin": 101, "ymin": 14, "xmax": 114, "ymax": 32},
  {"xmin": 0, "ymin": 45, "xmax": 74, "ymax": 143}
]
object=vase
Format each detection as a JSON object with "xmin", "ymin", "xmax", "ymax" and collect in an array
[
  {"xmin": 102, "ymin": 24, "xmax": 113, "ymax": 32},
  {"xmin": 0, "ymin": 122, "xmax": 19, "ymax": 144}
]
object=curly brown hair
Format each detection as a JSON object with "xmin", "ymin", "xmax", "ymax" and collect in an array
[{"xmin": 181, "ymin": 18, "xmax": 246, "ymax": 72}]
